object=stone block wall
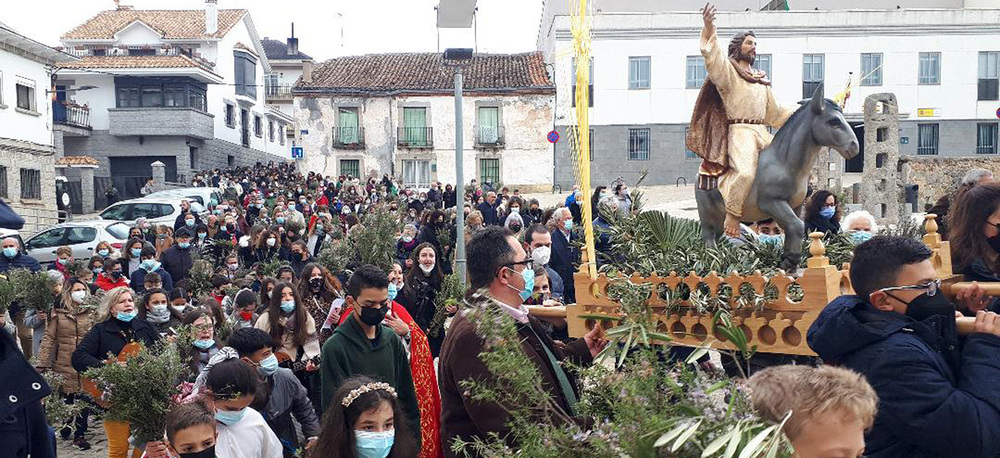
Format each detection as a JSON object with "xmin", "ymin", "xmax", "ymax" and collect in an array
[
  {"xmin": 900, "ymin": 156, "xmax": 1000, "ymax": 211},
  {"xmin": 859, "ymin": 93, "xmax": 903, "ymax": 224},
  {"xmin": 0, "ymin": 140, "xmax": 58, "ymax": 236}
]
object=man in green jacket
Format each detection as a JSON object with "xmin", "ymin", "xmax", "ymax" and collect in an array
[{"xmin": 319, "ymin": 264, "xmax": 420, "ymax": 438}]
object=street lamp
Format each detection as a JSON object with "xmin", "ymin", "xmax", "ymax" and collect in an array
[
  {"xmin": 45, "ymin": 85, "xmax": 97, "ymax": 94},
  {"xmin": 443, "ymin": 48, "xmax": 473, "ymax": 285}
]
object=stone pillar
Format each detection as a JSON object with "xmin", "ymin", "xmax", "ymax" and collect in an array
[
  {"xmin": 80, "ymin": 167, "xmax": 95, "ymax": 213},
  {"xmin": 860, "ymin": 93, "xmax": 901, "ymax": 225},
  {"xmin": 151, "ymin": 161, "xmax": 166, "ymax": 192}
]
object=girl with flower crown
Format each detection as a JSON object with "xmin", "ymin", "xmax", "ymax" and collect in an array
[{"xmin": 312, "ymin": 375, "xmax": 419, "ymax": 458}]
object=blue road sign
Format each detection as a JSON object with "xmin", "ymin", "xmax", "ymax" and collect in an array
[
  {"xmin": 291, "ymin": 146, "xmax": 304, "ymax": 160},
  {"xmin": 547, "ymin": 130, "xmax": 560, "ymax": 143}
]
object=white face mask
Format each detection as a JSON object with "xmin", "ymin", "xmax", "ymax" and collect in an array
[
  {"xmin": 266, "ymin": 238, "xmax": 277, "ymax": 247},
  {"xmin": 419, "ymin": 263, "xmax": 435, "ymax": 275},
  {"xmin": 71, "ymin": 290, "xmax": 87, "ymax": 303},
  {"xmin": 171, "ymin": 304, "xmax": 187, "ymax": 313},
  {"xmin": 531, "ymin": 246, "xmax": 552, "ymax": 267}
]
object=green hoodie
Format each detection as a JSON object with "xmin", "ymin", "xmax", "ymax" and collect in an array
[{"xmin": 319, "ymin": 314, "xmax": 420, "ymax": 438}]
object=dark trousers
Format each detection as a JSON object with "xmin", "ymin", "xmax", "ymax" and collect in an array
[
  {"xmin": 63, "ymin": 393, "xmax": 90, "ymax": 439},
  {"xmin": 294, "ymin": 370, "xmax": 322, "ymax": 417}
]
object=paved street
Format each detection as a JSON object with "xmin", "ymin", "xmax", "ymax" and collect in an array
[
  {"xmin": 55, "ymin": 417, "xmax": 107, "ymax": 457},
  {"xmin": 523, "ymin": 184, "xmax": 701, "ymax": 220}
]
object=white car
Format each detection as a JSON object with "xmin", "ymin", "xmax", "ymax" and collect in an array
[
  {"xmin": 145, "ymin": 187, "xmax": 223, "ymax": 210},
  {"xmin": 24, "ymin": 220, "xmax": 131, "ymax": 267},
  {"xmin": 98, "ymin": 197, "xmax": 206, "ymax": 226}
]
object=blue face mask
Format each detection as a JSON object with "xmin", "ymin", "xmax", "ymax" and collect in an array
[
  {"xmin": 2, "ymin": 247, "xmax": 16, "ymax": 258},
  {"xmin": 141, "ymin": 259, "xmax": 159, "ymax": 271},
  {"xmin": 178, "ymin": 242, "xmax": 191, "ymax": 250},
  {"xmin": 258, "ymin": 353, "xmax": 279, "ymax": 376},
  {"xmin": 563, "ymin": 220, "xmax": 573, "ymax": 231},
  {"xmin": 130, "ymin": 248, "xmax": 142, "ymax": 258},
  {"xmin": 850, "ymin": 231, "xmax": 874, "ymax": 244},
  {"xmin": 198, "ymin": 232, "xmax": 207, "ymax": 240},
  {"xmin": 185, "ymin": 219, "xmax": 195, "ymax": 227},
  {"xmin": 116, "ymin": 309, "xmax": 138, "ymax": 322},
  {"xmin": 215, "ymin": 407, "xmax": 246, "ymax": 426},
  {"xmin": 355, "ymin": 430, "xmax": 395, "ymax": 458},
  {"xmin": 758, "ymin": 234, "xmax": 784, "ymax": 246},
  {"xmin": 280, "ymin": 300, "xmax": 296, "ymax": 313},
  {"xmin": 507, "ymin": 266, "xmax": 535, "ymax": 302},
  {"xmin": 193, "ymin": 338, "xmax": 215, "ymax": 350},
  {"xmin": 276, "ymin": 217, "xmax": 286, "ymax": 224},
  {"xmin": 98, "ymin": 249, "xmax": 110, "ymax": 257},
  {"xmin": 387, "ymin": 283, "xmax": 399, "ymax": 301},
  {"xmin": 819, "ymin": 206, "xmax": 836, "ymax": 220},
  {"xmin": 57, "ymin": 258, "xmax": 69, "ymax": 266}
]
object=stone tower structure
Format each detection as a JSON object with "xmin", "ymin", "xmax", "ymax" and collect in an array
[{"xmin": 860, "ymin": 93, "xmax": 901, "ymax": 225}]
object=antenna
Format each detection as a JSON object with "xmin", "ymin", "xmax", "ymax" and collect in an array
[{"xmin": 291, "ymin": 22, "xmax": 295, "ymax": 38}]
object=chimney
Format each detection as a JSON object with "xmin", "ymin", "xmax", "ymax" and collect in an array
[
  {"xmin": 302, "ymin": 59, "xmax": 313, "ymax": 83},
  {"xmin": 204, "ymin": 0, "xmax": 218, "ymax": 35},
  {"xmin": 286, "ymin": 23, "xmax": 299, "ymax": 56}
]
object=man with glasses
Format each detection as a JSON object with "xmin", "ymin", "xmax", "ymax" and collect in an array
[
  {"xmin": 318, "ymin": 264, "xmax": 420, "ymax": 439},
  {"xmin": 809, "ymin": 236, "xmax": 1000, "ymax": 457},
  {"xmin": 439, "ymin": 226, "xmax": 607, "ymax": 457}
]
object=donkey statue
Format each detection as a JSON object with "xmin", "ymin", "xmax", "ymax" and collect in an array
[{"xmin": 695, "ymin": 84, "xmax": 860, "ymax": 270}]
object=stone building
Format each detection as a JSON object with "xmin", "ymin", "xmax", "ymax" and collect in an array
[
  {"xmin": 293, "ymin": 52, "xmax": 556, "ymax": 191},
  {"xmin": 0, "ymin": 23, "xmax": 74, "ymax": 233}
]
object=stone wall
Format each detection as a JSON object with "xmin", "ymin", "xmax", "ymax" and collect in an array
[
  {"xmin": 900, "ymin": 156, "xmax": 1000, "ymax": 211},
  {"xmin": 0, "ymin": 139, "xmax": 59, "ymax": 236}
]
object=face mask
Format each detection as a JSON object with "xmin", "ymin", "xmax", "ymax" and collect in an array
[
  {"xmin": 758, "ymin": 234, "xmax": 784, "ymax": 245},
  {"xmin": 850, "ymin": 231, "xmax": 873, "ymax": 244},
  {"xmin": 899, "ymin": 291, "xmax": 955, "ymax": 323},
  {"xmin": 987, "ymin": 235, "xmax": 1000, "ymax": 255},
  {"xmin": 71, "ymin": 290, "xmax": 87, "ymax": 303},
  {"xmin": 531, "ymin": 246, "xmax": 551, "ymax": 267},
  {"xmin": 57, "ymin": 258, "xmax": 70, "ymax": 266},
  {"xmin": 193, "ymin": 338, "xmax": 215, "ymax": 350},
  {"xmin": 178, "ymin": 445, "xmax": 216, "ymax": 458},
  {"xmin": 239, "ymin": 310, "xmax": 253, "ymax": 322},
  {"xmin": 266, "ymin": 238, "xmax": 277, "ymax": 247},
  {"xmin": 510, "ymin": 207, "xmax": 520, "ymax": 214},
  {"xmin": 171, "ymin": 304, "xmax": 187, "ymax": 314},
  {"xmin": 507, "ymin": 266, "xmax": 535, "ymax": 302},
  {"xmin": 387, "ymin": 283, "xmax": 399, "ymax": 301},
  {"xmin": 280, "ymin": 300, "xmax": 296, "ymax": 313},
  {"xmin": 401, "ymin": 236, "xmax": 413, "ymax": 243},
  {"xmin": 1, "ymin": 247, "xmax": 15, "ymax": 258},
  {"xmin": 276, "ymin": 217, "xmax": 286, "ymax": 224},
  {"xmin": 419, "ymin": 263, "xmax": 434, "ymax": 275},
  {"xmin": 98, "ymin": 249, "xmax": 110, "ymax": 257},
  {"xmin": 110, "ymin": 271, "xmax": 122, "ymax": 280},
  {"xmin": 130, "ymin": 248, "xmax": 142, "ymax": 258},
  {"xmin": 359, "ymin": 303, "xmax": 389, "ymax": 326},
  {"xmin": 510, "ymin": 224, "xmax": 522, "ymax": 233},
  {"xmin": 563, "ymin": 220, "xmax": 573, "ymax": 231},
  {"xmin": 215, "ymin": 407, "xmax": 246, "ymax": 426},
  {"xmin": 151, "ymin": 304, "xmax": 169, "ymax": 315},
  {"xmin": 116, "ymin": 309, "xmax": 138, "ymax": 322},
  {"xmin": 309, "ymin": 277, "xmax": 324, "ymax": 290},
  {"xmin": 819, "ymin": 206, "xmax": 836, "ymax": 220},
  {"xmin": 178, "ymin": 242, "xmax": 191, "ymax": 249},
  {"xmin": 228, "ymin": 263, "xmax": 239, "ymax": 271},
  {"xmin": 600, "ymin": 191, "xmax": 609, "ymax": 199},
  {"xmin": 93, "ymin": 267, "xmax": 103, "ymax": 275},
  {"xmin": 355, "ymin": 430, "xmax": 395, "ymax": 458},
  {"xmin": 220, "ymin": 225, "xmax": 228, "ymax": 232},
  {"xmin": 198, "ymin": 232, "xmax": 207, "ymax": 240},
  {"xmin": 258, "ymin": 353, "xmax": 279, "ymax": 376},
  {"xmin": 186, "ymin": 219, "xmax": 195, "ymax": 227},
  {"xmin": 141, "ymin": 259, "xmax": 159, "ymax": 271}
]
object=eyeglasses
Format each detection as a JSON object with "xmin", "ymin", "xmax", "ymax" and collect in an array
[
  {"xmin": 503, "ymin": 257, "xmax": 535, "ymax": 271},
  {"xmin": 878, "ymin": 278, "xmax": 941, "ymax": 297}
]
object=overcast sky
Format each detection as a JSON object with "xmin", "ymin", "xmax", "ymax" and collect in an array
[{"xmin": 3, "ymin": 0, "xmax": 544, "ymax": 62}]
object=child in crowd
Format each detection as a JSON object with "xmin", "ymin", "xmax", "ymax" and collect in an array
[
  {"xmin": 311, "ymin": 375, "xmax": 418, "ymax": 458},
  {"xmin": 230, "ymin": 289, "xmax": 260, "ymax": 330},
  {"xmin": 143, "ymin": 399, "xmax": 217, "ymax": 458}
]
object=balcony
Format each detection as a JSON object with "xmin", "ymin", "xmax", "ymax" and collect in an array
[
  {"xmin": 53, "ymin": 101, "xmax": 91, "ymax": 129},
  {"xmin": 397, "ymin": 127, "xmax": 434, "ymax": 149},
  {"xmin": 333, "ymin": 126, "xmax": 365, "ymax": 149},
  {"xmin": 265, "ymin": 84, "xmax": 294, "ymax": 102},
  {"xmin": 108, "ymin": 107, "xmax": 214, "ymax": 140},
  {"xmin": 474, "ymin": 125, "xmax": 505, "ymax": 148}
]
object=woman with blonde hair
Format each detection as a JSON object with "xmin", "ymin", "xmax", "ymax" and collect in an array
[{"xmin": 71, "ymin": 286, "xmax": 160, "ymax": 458}]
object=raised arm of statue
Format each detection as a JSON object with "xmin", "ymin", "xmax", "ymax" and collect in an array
[
  {"xmin": 700, "ymin": 3, "xmax": 733, "ymax": 92},
  {"xmin": 765, "ymin": 88, "xmax": 795, "ymax": 130}
]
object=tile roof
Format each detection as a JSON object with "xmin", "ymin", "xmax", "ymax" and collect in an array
[
  {"xmin": 260, "ymin": 38, "xmax": 311, "ymax": 61},
  {"xmin": 61, "ymin": 9, "xmax": 246, "ymax": 40},
  {"xmin": 56, "ymin": 54, "xmax": 218, "ymax": 75},
  {"xmin": 299, "ymin": 52, "xmax": 554, "ymax": 95},
  {"xmin": 56, "ymin": 156, "xmax": 100, "ymax": 167}
]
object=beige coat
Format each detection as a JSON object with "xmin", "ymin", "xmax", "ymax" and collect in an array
[
  {"xmin": 37, "ymin": 305, "xmax": 94, "ymax": 393},
  {"xmin": 254, "ymin": 311, "xmax": 321, "ymax": 362}
]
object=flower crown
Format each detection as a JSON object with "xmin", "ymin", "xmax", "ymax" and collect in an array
[{"xmin": 341, "ymin": 382, "xmax": 397, "ymax": 408}]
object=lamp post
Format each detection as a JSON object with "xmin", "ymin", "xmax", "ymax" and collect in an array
[{"xmin": 444, "ymin": 48, "xmax": 473, "ymax": 285}]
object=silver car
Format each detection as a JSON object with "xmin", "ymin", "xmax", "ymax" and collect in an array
[
  {"xmin": 24, "ymin": 220, "xmax": 131, "ymax": 267},
  {"xmin": 146, "ymin": 187, "xmax": 223, "ymax": 210},
  {"xmin": 98, "ymin": 197, "xmax": 206, "ymax": 226}
]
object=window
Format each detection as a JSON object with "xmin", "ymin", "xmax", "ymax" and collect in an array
[
  {"xmin": 129, "ymin": 47, "xmax": 155, "ymax": 56},
  {"xmin": 629, "ymin": 56, "xmax": 650, "ymax": 90},
  {"xmin": 978, "ymin": 123, "xmax": 998, "ymax": 154},
  {"xmin": 756, "ymin": 54, "xmax": 772, "ymax": 79},
  {"xmin": 279, "ymin": 125, "xmax": 285, "ymax": 145},
  {"xmin": 477, "ymin": 106, "xmax": 500, "ymax": 144},
  {"xmin": 479, "ymin": 158, "xmax": 500, "ymax": 184},
  {"xmin": 234, "ymin": 51, "xmax": 257, "ymax": 99},
  {"xmin": 269, "ymin": 121, "xmax": 275, "ymax": 142},
  {"xmin": 189, "ymin": 87, "xmax": 206, "ymax": 111},
  {"xmin": 684, "ymin": 128, "xmax": 698, "ymax": 159},
  {"xmin": 919, "ymin": 52, "xmax": 941, "ymax": 85},
  {"xmin": 861, "ymin": 53, "xmax": 883, "ymax": 86},
  {"xmin": 66, "ymin": 227, "xmax": 97, "ymax": 244},
  {"xmin": 917, "ymin": 124, "xmax": 939, "ymax": 155},
  {"xmin": 979, "ymin": 51, "xmax": 999, "ymax": 101},
  {"xmin": 402, "ymin": 160, "xmax": 432, "ymax": 188},
  {"xmin": 0, "ymin": 166, "xmax": 8, "ymax": 198},
  {"xmin": 402, "ymin": 107, "xmax": 428, "ymax": 146},
  {"xmin": 254, "ymin": 115, "xmax": 262, "ymax": 138},
  {"xmin": 117, "ymin": 87, "xmax": 139, "ymax": 108},
  {"xmin": 802, "ymin": 54, "xmax": 824, "ymax": 99},
  {"xmin": 338, "ymin": 107, "xmax": 360, "ymax": 144},
  {"xmin": 264, "ymin": 73, "xmax": 280, "ymax": 96},
  {"xmin": 131, "ymin": 203, "xmax": 162, "ymax": 219},
  {"xmin": 571, "ymin": 57, "xmax": 594, "ymax": 107},
  {"xmin": 140, "ymin": 85, "xmax": 163, "ymax": 107},
  {"xmin": 340, "ymin": 159, "xmax": 360, "ymax": 178},
  {"xmin": 628, "ymin": 128, "xmax": 650, "ymax": 161},
  {"xmin": 225, "ymin": 104, "xmax": 235, "ymax": 128},
  {"xmin": 163, "ymin": 84, "xmax": 186, "ymax": 107},
  {"xmin": 19, "ymin": 168, "xmax": 40, "ymax": 199},
  {"xmin": 26, "ymin": 228, "xmax": 67, "ymax": 250},
  {"xmin": 15, "ymin": 81, "xmax": 35, "ymax": 112},
  {"xmin": 686, "ymin": 56, "xmax": 707, "ymax": 89}
]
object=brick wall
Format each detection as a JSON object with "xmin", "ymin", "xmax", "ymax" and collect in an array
[{"xmin": 900, "ymin": 156, "xmax": 1000, "ymax": 210}]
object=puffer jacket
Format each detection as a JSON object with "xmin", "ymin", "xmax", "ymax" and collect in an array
[{"xmin": 36, "ymin": 304, "xmax": 94, "ymax": 393}]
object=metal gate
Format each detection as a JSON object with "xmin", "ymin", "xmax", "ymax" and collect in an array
[{"xmin": 67, "ymin": 180, "xmax": 83, "ymax": 214}]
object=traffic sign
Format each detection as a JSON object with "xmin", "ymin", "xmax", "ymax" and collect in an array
[
  {"xmin": 547, "ymin": 130, "xmax": 560, "ymax": 143},
  {"xmin": 291, "ymin": 146, "xmax": 304, "ymax": 160},
  {"xmin": 996, "ymin": 107, "xmax": 1000, "ymax": 119}
]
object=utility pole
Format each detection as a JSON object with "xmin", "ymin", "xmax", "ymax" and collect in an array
[{"xmin": 444, "ymin": 48, "xmax": 473, "ymax": 285}]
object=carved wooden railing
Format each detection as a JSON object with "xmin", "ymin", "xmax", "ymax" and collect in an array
[{"xmin": 554, "ymin": 214, "xmax": 954, "ymax": 356}]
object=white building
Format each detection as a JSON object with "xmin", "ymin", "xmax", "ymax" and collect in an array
[
  {"xmin": 0, "ymin": 22, "xmax": 75, "ymax": 233},
  {"xmin": 261, "ymin": 27, "xmax": 314, "ymax": 127},
  {"xmin": 54, "ymin": 0, "xmax": 293, "ymax": 208},
  {"xmin": 293, "ymin": 52, "xmax": 556, "ymax": 192},
  {"xmin": 537, "ymin": 0, "xmax": 1000, "ymax": 188}
]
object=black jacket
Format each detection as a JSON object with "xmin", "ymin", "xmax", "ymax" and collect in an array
[
  {"xmin": 548, "ymin": 228, "xmax": 578, "ymax": 303},
  {"xmin": 0, "ymin": 253, "xmax": 40, "ymax": 273},
  {"xmin": 443, "ymin": 190, "xmax": 457, "ymax": 209},
  {"xmin": 804, "ymin": 214, "xmax": 840, "ymax": 235},
  {"xmin": 173, "ymin": 210, "xmax": 202, "ymax": 232},
  {"xmin": 0, "ymin": 327, "xmax": 55, "ymax": 458},
  {"xmin": 477, "ymin": 201, "xmax": 501, "ymax": 226},
  {"xmin": 71, "ymin": 318, "xmax": 160, "ymax": 373},
  {"xmin": 161, "ymin": 245, "xmax": 194, "ymax": 283}
]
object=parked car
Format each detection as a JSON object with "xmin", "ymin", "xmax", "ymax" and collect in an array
[
  {"xmin": 97, "ymin": 197, "xmax": 206, "ymax": 226},
  {"xmin": 145, "ymin": 187, "xmax": 223, "ymax": 210},
  {"xmin": 24, "ymin": 220, "xmax": 130, "ymax": 267}
]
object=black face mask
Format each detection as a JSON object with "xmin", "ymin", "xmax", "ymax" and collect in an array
[
  {"xmin": 308, "ymin": 277, "xmax": 324, "ymax": 290},
  {"xmin": 988, "ymin": 235, "xmax": 1000, "ymax": 255},
  {"xmin": 898, "ymin": 291, "xmax": 955, "ymax": 322},
  {"xmin": 110, "ymin": 271, "xmax": 122, "ymax": 280},
  {"xmin": 179, "ymin": 445, "xmax": 216, "ymax": 458},
  {"xmin": 359, "ymin": 304, "xmax": 388, "ymax": 326}
]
